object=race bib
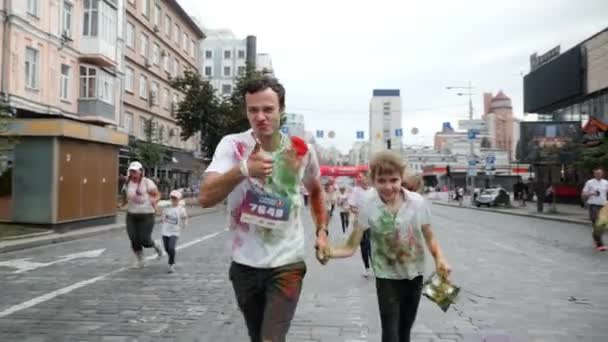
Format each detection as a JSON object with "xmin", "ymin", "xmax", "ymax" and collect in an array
[
  {"xmin": 164, "ymin": 214, "xmax": 178, "ymax": 225},
  {"xmin": 240, "ymin": 190, "xmax": 291, "ymax": 229}
]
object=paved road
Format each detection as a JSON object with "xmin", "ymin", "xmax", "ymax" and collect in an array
[{"xmin": 0, "ymin": 204, "xmax": 607, "ymax": 341}]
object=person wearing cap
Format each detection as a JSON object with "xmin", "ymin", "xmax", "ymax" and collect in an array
[
  {"xmin": 121, "ymin": 161, "xmax": 163, "ymax": 268},
  {"xmin": 160, "ymin": 190, "xmax": 188, "ymax": 273},
  {"xmin": 199, "ymin": 77, "xmax": 328, "ymax": 342}
]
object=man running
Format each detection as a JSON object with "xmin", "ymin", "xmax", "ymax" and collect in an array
[
  {"xmin": 349, "ymin": 173, "xmax": 373, "ymax": 278},
  {"xmin": 582, "ymin": 167, "xmax": 608, "ymax": 251},
  {"xmin": 199, "ymin": 77, "xmax": 328, "ymax": 342}
]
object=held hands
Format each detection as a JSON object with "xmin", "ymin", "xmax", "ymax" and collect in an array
[
  {"xmin": 245, "ymin": 142, "xmax": 273, "ymax": 178},
  {"xmin": 315, "ymin": 230, "xmax": 331, "ymax": 265}
]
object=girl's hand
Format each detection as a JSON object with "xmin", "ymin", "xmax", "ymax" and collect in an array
[{"xmin": 435, "ymin": 257, "xmax": 452, "ymax": 279}]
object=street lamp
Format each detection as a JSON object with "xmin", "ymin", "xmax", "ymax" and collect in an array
[{"xmin": 446, "ymin": 81, "xmax": 476, "ymax": 198}]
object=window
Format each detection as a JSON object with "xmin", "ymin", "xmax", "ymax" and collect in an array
[
  {"xmin": 152, "ymin": 43, "xmax": 160, "ymax": 65},
  {"xmin": 165, "ymin": 15, "xmax": 171, "ymax": 37},
  {"xmin": 126, "ymin": 22, "xmax": 135, "ymax": 49},
  {"xmin": 224, "ymin": 50, "xmax": 231, "ymax": 59},
  {"xmin": 190, "ymin": 40, "xmax": 196, "ymax": 57},
  {"xmin": 172, "ymin": 93, "xmax": 178, "ymax": 111},
  {"xmin": 164, "ymin": 53, "xmax": 170, "ymax": 72},
  {"xmin": 142, "ymin": 0, "xmax": 150, "ymax": 17},
  {"xmin": 125, "ymin": 66, "xmax": 134, "ymax": 93},
  {"xmin": 174, "ymin": 24, "xmax": 179, "ymax": 43},
  {"xmin": 224, "ymin": 66, "xmax": 231, "ymax": 77},
  {"xmin": 61, "ymin": 1, "xmax": 73, "ymax": 37},
  {"xmin": 140, "ymin": 117, "xmax": 147, "ymax": 137},
  {"xmin": 124, "ymin": 112, "xmax": 134, "ymax": 134},
  {"xmin": 83, "ymin": 0, "xmax": 98, "ymax": 36},
  {"xmin": 139, "ymin": 75, "xmax": 148, "ymax": 99},
  {"xmin": 205, "ymin": 50, "xmax": 212, "ymax": 59},
  {"xmin": 151, "ymin": 81, "xmax": 159, "ymax": 105},
  {"xmin": 182, "ymin": 32, "xmax": 188, "ymax": 50},
  {"xmin": 204, "ymin": 66, "xmax": 212, "ymax": 77},
  {"xmin": 99, "ymin": 73, "xmax": 113, "ymax": 104},
  {"xmin": 163, "ymin": 87, "xmax": 169, "ymax": 109},
  {"xmin": 27, "ymin": 0, "xmax": 38, "ymax": 16},
  {"xmin": 140, "ymin": 33, "xmax": 148, "ymax": 57},
  {"xmin": 60, "ymin": 64, "xmax": 70, "ymax": 100},
  {"xmin": 222, "ymin": 84, "xmax": 232, "ymax": 95},
  {"xmin": 154, "ymin": 4, "xmax": 161, "ymax": 27},
  {"xmin": 25, "ymin": 47, "xmax": 39, "ymax": 89},
  {"xmin": 172, "ymin": 56, "xmax": 177, "ymax": 76},
  {"xmin": 238, "ymin": 66, "xmax": 246, "ymax": 76},
  {"xmin": 79, "ymin": 66, "xmax": 97, "ymax": 98},
  {"xmin": 175, "ymin": 60, "xmax": 180, "ymax": 77},
  {"xmin": 238, "ymin": 50, "xmax": 245, "ymax": 59}
]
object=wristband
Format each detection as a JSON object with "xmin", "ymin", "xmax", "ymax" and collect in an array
[{"xmin": 239, "ymin": 159, "xmax": 249, "ymax": 177}]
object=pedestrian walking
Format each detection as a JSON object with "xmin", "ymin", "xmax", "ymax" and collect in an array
[
  {"xmin": 582, "ymin": 167, "xmax": 608, "ymax": 251},
  {"xmin": 120, "ymin": 161, "xmax": 163, "ymax": 268},
  {"xmin": 348, "ymin": 173, "xmax": 374, "ymax": 278},
  {"xmin": 199, "ymin": 76, "xmax": 328, "ymax": 342},
  {"xmin": 323, "ymin": 151, "xmax": 451, "ymax": 342},
  {"xmin": 338, "ymin": 187, "xmax": 350, "ymax": 233},
  {"xmin": 160, "ymin": 190, "xmax": 188, "ymax": 273}
]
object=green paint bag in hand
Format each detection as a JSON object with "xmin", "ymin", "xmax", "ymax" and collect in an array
[{"xmin": 422, "ymin": 272, "xmax": 460, "ymax": 312}]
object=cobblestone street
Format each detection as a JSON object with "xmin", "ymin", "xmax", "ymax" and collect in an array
[{"xmin": 1, "ymin": 203, "xmax": 607, "ymax": 341}]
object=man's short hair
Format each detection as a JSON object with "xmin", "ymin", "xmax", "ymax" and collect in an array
[
  {"xmin": 241, "ymin": 76, "xmax": 286, "ymax": 111},
  {"xmin": 369, "ymin": 150, "xmax": 405, "ymax": 181},
  {"xmin": 593, "ymin": 166, "xmax": 604, "ymax": 172}
]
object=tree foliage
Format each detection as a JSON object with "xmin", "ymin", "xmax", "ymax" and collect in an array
[
  {"xmin": 577, "ymin": 136, "xmax": 608, "ymax": 171},
  {"xmin": 171, "ymin": 65, "xmax": 286, "ymax": 159},
  {"xmin": 130, "ymin": 118, "xmax": 167, "ymax": 173}
]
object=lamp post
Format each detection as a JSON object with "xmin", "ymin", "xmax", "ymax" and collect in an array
[{"xmin": 446, "ymin": 81, "xmax": 475, "ymax": 197}]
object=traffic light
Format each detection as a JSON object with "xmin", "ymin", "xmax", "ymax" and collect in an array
[
  {"xmin": 446, "ymin": 165, "xmax": 451, "ymax": 178},
  {"xmin": 386, "ymin": 139, "xmax": 391, "ymax": 150}
]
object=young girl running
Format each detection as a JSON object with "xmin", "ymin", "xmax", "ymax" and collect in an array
[
  {"xmin": 160, "ymin": 190, "xmax": 188, "ymax": 273},
  {"xmin": 324, "ymin": 151, "xmax": 451, "ymax": 342}
]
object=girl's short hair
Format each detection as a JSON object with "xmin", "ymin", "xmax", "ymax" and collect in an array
[{"xmin": 369, "ymin": 150, "xmax": 405, "ymax": 181}]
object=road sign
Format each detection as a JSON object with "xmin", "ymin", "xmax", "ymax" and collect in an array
[
  {"xmin": 316, "ymin": 130, "xmax": 324, "ymax": 138},
  {"xmin": 395, "ymin": 128, "xmax": 403, "ymax": 137},
  {"xmin": 467, "ymin": 129, "xmax": 479, "ymax": 140},
  {"xmin": 280, "ymin": 126, "xmax": 289, "ymax": 134},
  {"xmin": 459, "ymin": 119, "xmax": 486, "ymax": 131},
  {"xmin": 356, "ymin": 131, "xmax": 364, "ymax": 139},
  {"xmin": 467, "ymin": 165, "xmax": 477, "ymax": 177}
]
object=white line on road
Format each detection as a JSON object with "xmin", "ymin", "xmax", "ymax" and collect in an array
[{"xmin": 0, "ymin": 230, "xmax": 224, "ymax": 319}]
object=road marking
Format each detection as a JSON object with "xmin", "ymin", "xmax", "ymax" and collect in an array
[
  {"xmin": 0, "ymin": 231, "xmax": 224, "ymax": 319},
  {"xmin": 0, "ymin": 249, "xmax": 106, "ymax": 274}
]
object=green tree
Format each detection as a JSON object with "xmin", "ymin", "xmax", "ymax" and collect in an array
[
  {"xmin": 130, "ymin": 118, "xmax": 167, "ymax": 175},
  {"xmin": 578, "ymin": 136, "xmax": 608, "ymax": 171}
]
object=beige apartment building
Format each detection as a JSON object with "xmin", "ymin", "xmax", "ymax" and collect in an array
[
  {"xmin": 122, "ymin": 0, "xmax": 204, "ymax": 189},
  {"xmin": 0, "ymin": 0, "xmax": 128, "ymax": 226}
]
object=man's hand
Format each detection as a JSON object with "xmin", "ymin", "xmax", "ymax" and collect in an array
[
  {"xmin": 247, "ymin": 143, "xmax": 273, "ymax": 178},
  {"xmin": 435, "ymin": 257, "xmax": 451, "ymax": 279},
  {"xmin": 315, "ymin": 230, "xmax": 329, "ymax": 265}
]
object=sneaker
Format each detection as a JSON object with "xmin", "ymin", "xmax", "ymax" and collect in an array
[
  {"xmin": 134, "ymin": 252, "xmax": 145, "ymax": 268},
  {"xmin": 167, "ymin": 264, "xmax": 175, "ymax": 273},
  {"xmin": 362, "ymin": 268, "xmax": 370, "ymax": 278},
  {"xmin": 154, "ymin": 240, "xmax": 164, "ymax": 260}
]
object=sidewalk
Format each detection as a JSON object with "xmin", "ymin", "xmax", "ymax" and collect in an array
[
  {"xmin": 0, "ymin": 205, "xmax": 224, "ymax": 254},
  {"xmin": 428, "ymin": 191, "xmax": 591, "ymax": 225}
]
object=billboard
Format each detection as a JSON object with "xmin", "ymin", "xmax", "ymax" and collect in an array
[
  {"xmin": 518, "ymin": 121, "xmax": 582, "ymax": 164},
  {"xmin": 523, "ymin": 47, "xmax": 583, "ymax": 113}
]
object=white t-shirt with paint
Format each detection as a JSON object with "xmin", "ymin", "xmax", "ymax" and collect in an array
[
  {"xmin": 205, "ymin": 129, "xmax": 320, "ymax": 268},
  {"xmin": 583, "ymin": 178, "xmax": 608, "ymax": 206},
  {"xmin": 348, "ymin": 186, "xmax": 373, "ymax": 211},
  {"xmin": 161, "ymin": 206, "xmax": 188, "ymax": 237},
  {"xmin": 126, "ymin": 178, "xmax": 157, "ymax": 214},
  {"xmin": 358, "ymin": 189, "xmax": 431, "ymax": 280}
]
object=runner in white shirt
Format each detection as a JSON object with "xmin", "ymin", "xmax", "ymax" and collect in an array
[
  {"xmin": 582, "ymin": 167, "xmax": 608, "ymax": 251},
  {"xmin": 160, "ymin": 190, "xmax": 188, "ymax": 273},
  {"xmin": 337, "ymin": 187, "xmax": 350, "ymax": 233},
  {"xmin": 348, "ymin": 174, "xmax": 374, "ymax": 277},
  {"xmin": 199, "ymin": 77, "xmax": 328, "ymax": 342}
]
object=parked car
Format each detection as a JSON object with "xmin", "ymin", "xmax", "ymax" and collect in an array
[{"xmin": 475, "ymin": 188, "xmax": 510, "ymax": 207}]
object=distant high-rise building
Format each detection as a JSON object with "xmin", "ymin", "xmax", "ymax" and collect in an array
[
  {"xmin": 200, "ymin": 29, "xmax": 256, "ymax": 96},
  {"xmin": 369, "ymin": 89, "xmax": 402, "ymax": 154},
  {"xmin": 483, "ymin": 91, "xmax": 515, "ymax": 160}
]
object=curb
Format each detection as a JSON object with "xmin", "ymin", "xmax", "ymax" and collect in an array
[
  {"xmin": 431, "ymin": 201, "xmax": 590, "ymax": 226},
  {"xmin": 0, "ymin": 206, "xmax": 224, "ymax": 254}
]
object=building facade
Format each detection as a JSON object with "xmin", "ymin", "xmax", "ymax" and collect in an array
[
  {"xmin": 0, "ymin": 0, "xmax": 129, "ymax": 226},
  {"xmin": 256, "ymin": 53, "xmax": 274, "ymax": 76},
  {"xmin": 483, "ymin": 91, "xmax": 515, "ymax": 160},
  {"xmin": 369, "ymin": 89, "xmax": 402, "ymax": 154},
  {"xmin": 200, "ymin": 29, "xmax": 255, "ymax": 96},
  {"xmin": 122, "ymin": 0, "xmax": 204, "ymax": 190},
  {"xmin": 283, "ymin": 113, "xmax": 305, "ymax": 138}
]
